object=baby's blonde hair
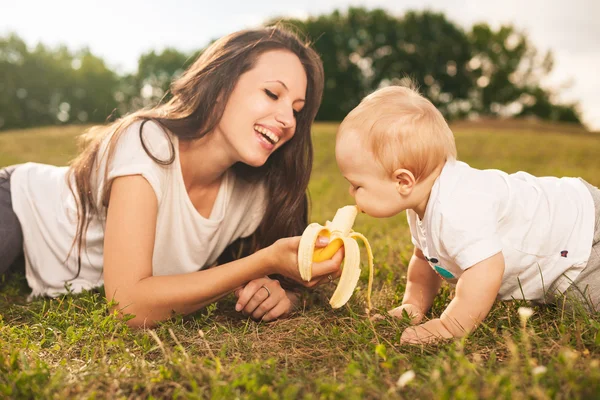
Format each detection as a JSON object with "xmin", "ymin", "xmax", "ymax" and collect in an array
[{"xmin": 338, "ymin": 85, "xmax": 457, "ymax": 181}]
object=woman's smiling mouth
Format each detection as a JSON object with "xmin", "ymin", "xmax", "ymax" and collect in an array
[{"xmin": 254, "ymin": 124, "xmax": 280, "ymax": 145}]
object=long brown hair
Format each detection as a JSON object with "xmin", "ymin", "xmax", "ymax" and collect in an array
[{"xmin": 67, "ymin": 25, "xmax": 325, "ymax": 277}]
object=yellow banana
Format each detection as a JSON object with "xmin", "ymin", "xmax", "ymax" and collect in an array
[{"xmin": 297, "ymin": 205, "xmax": 374, "ymax": 309}]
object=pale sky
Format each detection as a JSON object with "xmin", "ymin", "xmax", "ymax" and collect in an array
[{"xmin": 1, "ymin": 0, "xmax": 598, "ymax": 129}]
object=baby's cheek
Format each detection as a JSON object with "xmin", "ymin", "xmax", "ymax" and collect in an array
[
  {"xmin": 353, "ymin": 191, "xmax": 362, "ymax": 204},
  {"xmin": 355, "ymin": 195, "xmax": 369, "ymax": 213}
]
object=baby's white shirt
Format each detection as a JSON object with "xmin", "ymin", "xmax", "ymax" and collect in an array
[{"xmin": 407, "ymin": 160, "xmax": 595, "ymax": 301}]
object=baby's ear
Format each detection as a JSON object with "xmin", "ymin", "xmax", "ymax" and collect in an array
[{"xmin": 393, "ymin": 168, "xmax": 416, "ymax": 196}]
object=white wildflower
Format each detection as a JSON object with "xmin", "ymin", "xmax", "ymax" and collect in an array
[
  {"xmin": 518, "ymin": 307, "xmax": 534, "ymax": 321},
  {"xmin": 532, "ymin": 365, "xmax": 547, "ymax": 376},
  {"xmin": 396, "ymin": 370, "xmax": 416, "ymax": 388}
]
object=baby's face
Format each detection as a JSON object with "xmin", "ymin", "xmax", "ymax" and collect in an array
[{"xmin": 335, "ymin": 131, "xmax": 407, "ymax": 218}]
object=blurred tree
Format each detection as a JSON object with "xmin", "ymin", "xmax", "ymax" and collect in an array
[
  {"xmin": 0, "ymin": 34, "xmax": 119, "ymax": 129},
  {"xmin": 113, "ymin": 48, "xmax": 199, "ymax": 116},
  {"xmin": 0, "ymin": 9, "xmax": 583, "ymax": 130},
  {"xmin": 68, "ymin": 49, "xmax": 120, "ymax": 123},
  {"xmin": 468, "ymin": 24, "xmax": 530, "ymax": 115},
  {"xmin": 467, "ymin": 24, "xmax": 581, "ymax": 123},
  {"xmin": 365, "ymin": 9, "xmax": 473, "ymax": 119},
  {"xmin": 0, "ymin": 34, "xmax": 29, "ymax": 129},
  {"xmin": 276, "ymin": 11, "xmax": 367, "ymax": 121},
  {"xmin": 518, "ymin": 87, "xmax": 581, "ymax": 123},
  {"xmin": 278, "ymin": 8, "xmax": 580, "ymax": 124},
  {"xmin": 280, "ymin": 9, "xmax": 478, "ymax": 120}
]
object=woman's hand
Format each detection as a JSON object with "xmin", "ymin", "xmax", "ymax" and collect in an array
[
  {"xmin": 267, "ymin": 236, "xmax": 343, "ymax": 286},
  {"xmin": 234, "ymin": 277, "xmax": 299, "ymax": 321}
]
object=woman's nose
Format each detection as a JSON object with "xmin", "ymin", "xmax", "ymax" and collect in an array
[{"xmin": 275, "ymin": 106, "xmax": 294, "ymax": 128}]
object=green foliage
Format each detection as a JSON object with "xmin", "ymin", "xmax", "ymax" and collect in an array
[
  {"xmin": 0, "ymin": 34, "xmax": 119, "ymax": 130},
  {"xmin": 467, "ymin": 23, "xmax": 580, "ymax": 123},
  {"xmin": 1, "ymin": 121, "xmax": 599, "ymax": 398},
  {"xmin": 276, "ymin": 8, "xmax": 580, "ymax": 124},
  {"xmin": 278, "ymin": 9, "xmax": 474, "ymax": 121},
  {"xmin": 124, "ymin": 48, "xmax": 197, "ymax": 111},
  {"xmin": 0, "ymin": 7, "xmax": 583, "ymax": 131}
]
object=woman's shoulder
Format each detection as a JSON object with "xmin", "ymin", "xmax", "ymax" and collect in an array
[
  {"xmin": 108, "ymin": 119, "xmax": 176, "ymax": 165},
  {"xmin": 96, "ymin": 119, "xmax": 177, "ymax": 203}
]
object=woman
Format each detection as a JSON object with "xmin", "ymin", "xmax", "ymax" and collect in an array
[{"xmin": 0, "ymin": 26, "xmax": 342, "ymax": 327}]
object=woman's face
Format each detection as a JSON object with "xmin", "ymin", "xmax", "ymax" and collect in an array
[{"xmin": 217, "ymin": 49, "xmax": 308, "ymax": 167}]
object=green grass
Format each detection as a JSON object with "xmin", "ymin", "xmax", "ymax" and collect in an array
[{"xmin": 1, "ymin": 122, "xmax": 600, "ymax": 399}]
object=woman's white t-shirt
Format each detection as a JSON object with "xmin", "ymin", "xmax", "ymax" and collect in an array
[{"xmin": 10, "ymin": 120, "xmax": 267, "ymax": 298}]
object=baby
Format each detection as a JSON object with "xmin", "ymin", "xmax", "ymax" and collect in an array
[{"xmin": 335, "ymin": 85, "xmax": 600, "ymax": 344}]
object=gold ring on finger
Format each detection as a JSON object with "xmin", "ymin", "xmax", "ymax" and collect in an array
[{"xmin": 261, "ymin": 285, "xmax": 271, "ymax": 298}]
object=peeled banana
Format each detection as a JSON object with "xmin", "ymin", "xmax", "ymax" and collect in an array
[{"xmin": 298, "ymin": 205, "xmax": 374, "ymax": 309}]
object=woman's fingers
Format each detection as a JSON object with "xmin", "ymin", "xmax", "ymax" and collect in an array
[
  {"xmin": 235, "ymin": 278, "xmax": 287, "ymax": 318},
  {"xmin": 241, "ymin": 285, "xmax": 271, "ymax": 315},
  {"xmin": 314, "ymin": 235, "xmax": 330, "ymax": 248},
  {"xmin": 302, "ymin": 266, "xmax": 344, "ymax": 288},
  {"xmin": 304, "ymin": 247, "xmax": 344, "ymax": 285},
  {"xmin": 271, "ymin": 236, "xmax": 344, "ymax": 284},
  {"xmin": 233, "ymin": 285, "xmax": 244, "ymax": 298},
  {"xmin": 261, "ymin": 300, "xmax": 290, "ymax": 322},
  {"xmin": 234, "ymin": 277, "xmax": 294, "ymax": 321},
  {"xmin": 235, "ymin": 280, "xmax": 266, "ymax": 312},
  {"xmin": 251, "ymin": 295, "xmax": 280, "ymax": 320}
]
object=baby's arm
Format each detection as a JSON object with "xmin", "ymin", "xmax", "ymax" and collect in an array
[
  {"xmin": 389, "ymin": 247, "xmax": 442, "ymax": 324},
  {"xmin": 401, "ymin": 252, "xmax": 504, "ymax": 344}
]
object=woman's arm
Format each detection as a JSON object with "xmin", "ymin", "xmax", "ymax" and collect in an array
[{"xmin": 103, "ymin": 175, "xmax": 339, "ymax": 328}]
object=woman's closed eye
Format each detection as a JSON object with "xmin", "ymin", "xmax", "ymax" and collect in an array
[
  {"xmin": 264, "ymin": 89, "xmax": 278, "ymax": 100},
  {"xmin": 265, "ymin": 89, "xmax": 301, "ymax": 119}
]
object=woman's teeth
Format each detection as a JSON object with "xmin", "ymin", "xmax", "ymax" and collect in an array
[{"xmin": 254, "ymin": 125, "xmax": 279, "ymax": 144}]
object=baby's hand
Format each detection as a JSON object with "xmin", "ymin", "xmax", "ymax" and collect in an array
[
  {"xmin": 400, "ymin": 319, "xmax": 454, "ymax": 345},
  {"xmin": 388, "ymin": 303, "xmax": 424, "ymax": 325}
]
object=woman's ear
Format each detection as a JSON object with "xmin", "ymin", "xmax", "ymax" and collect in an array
[{"xmin": 393, "ymin": 168, "xmax": 416, "ymax": 196}]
